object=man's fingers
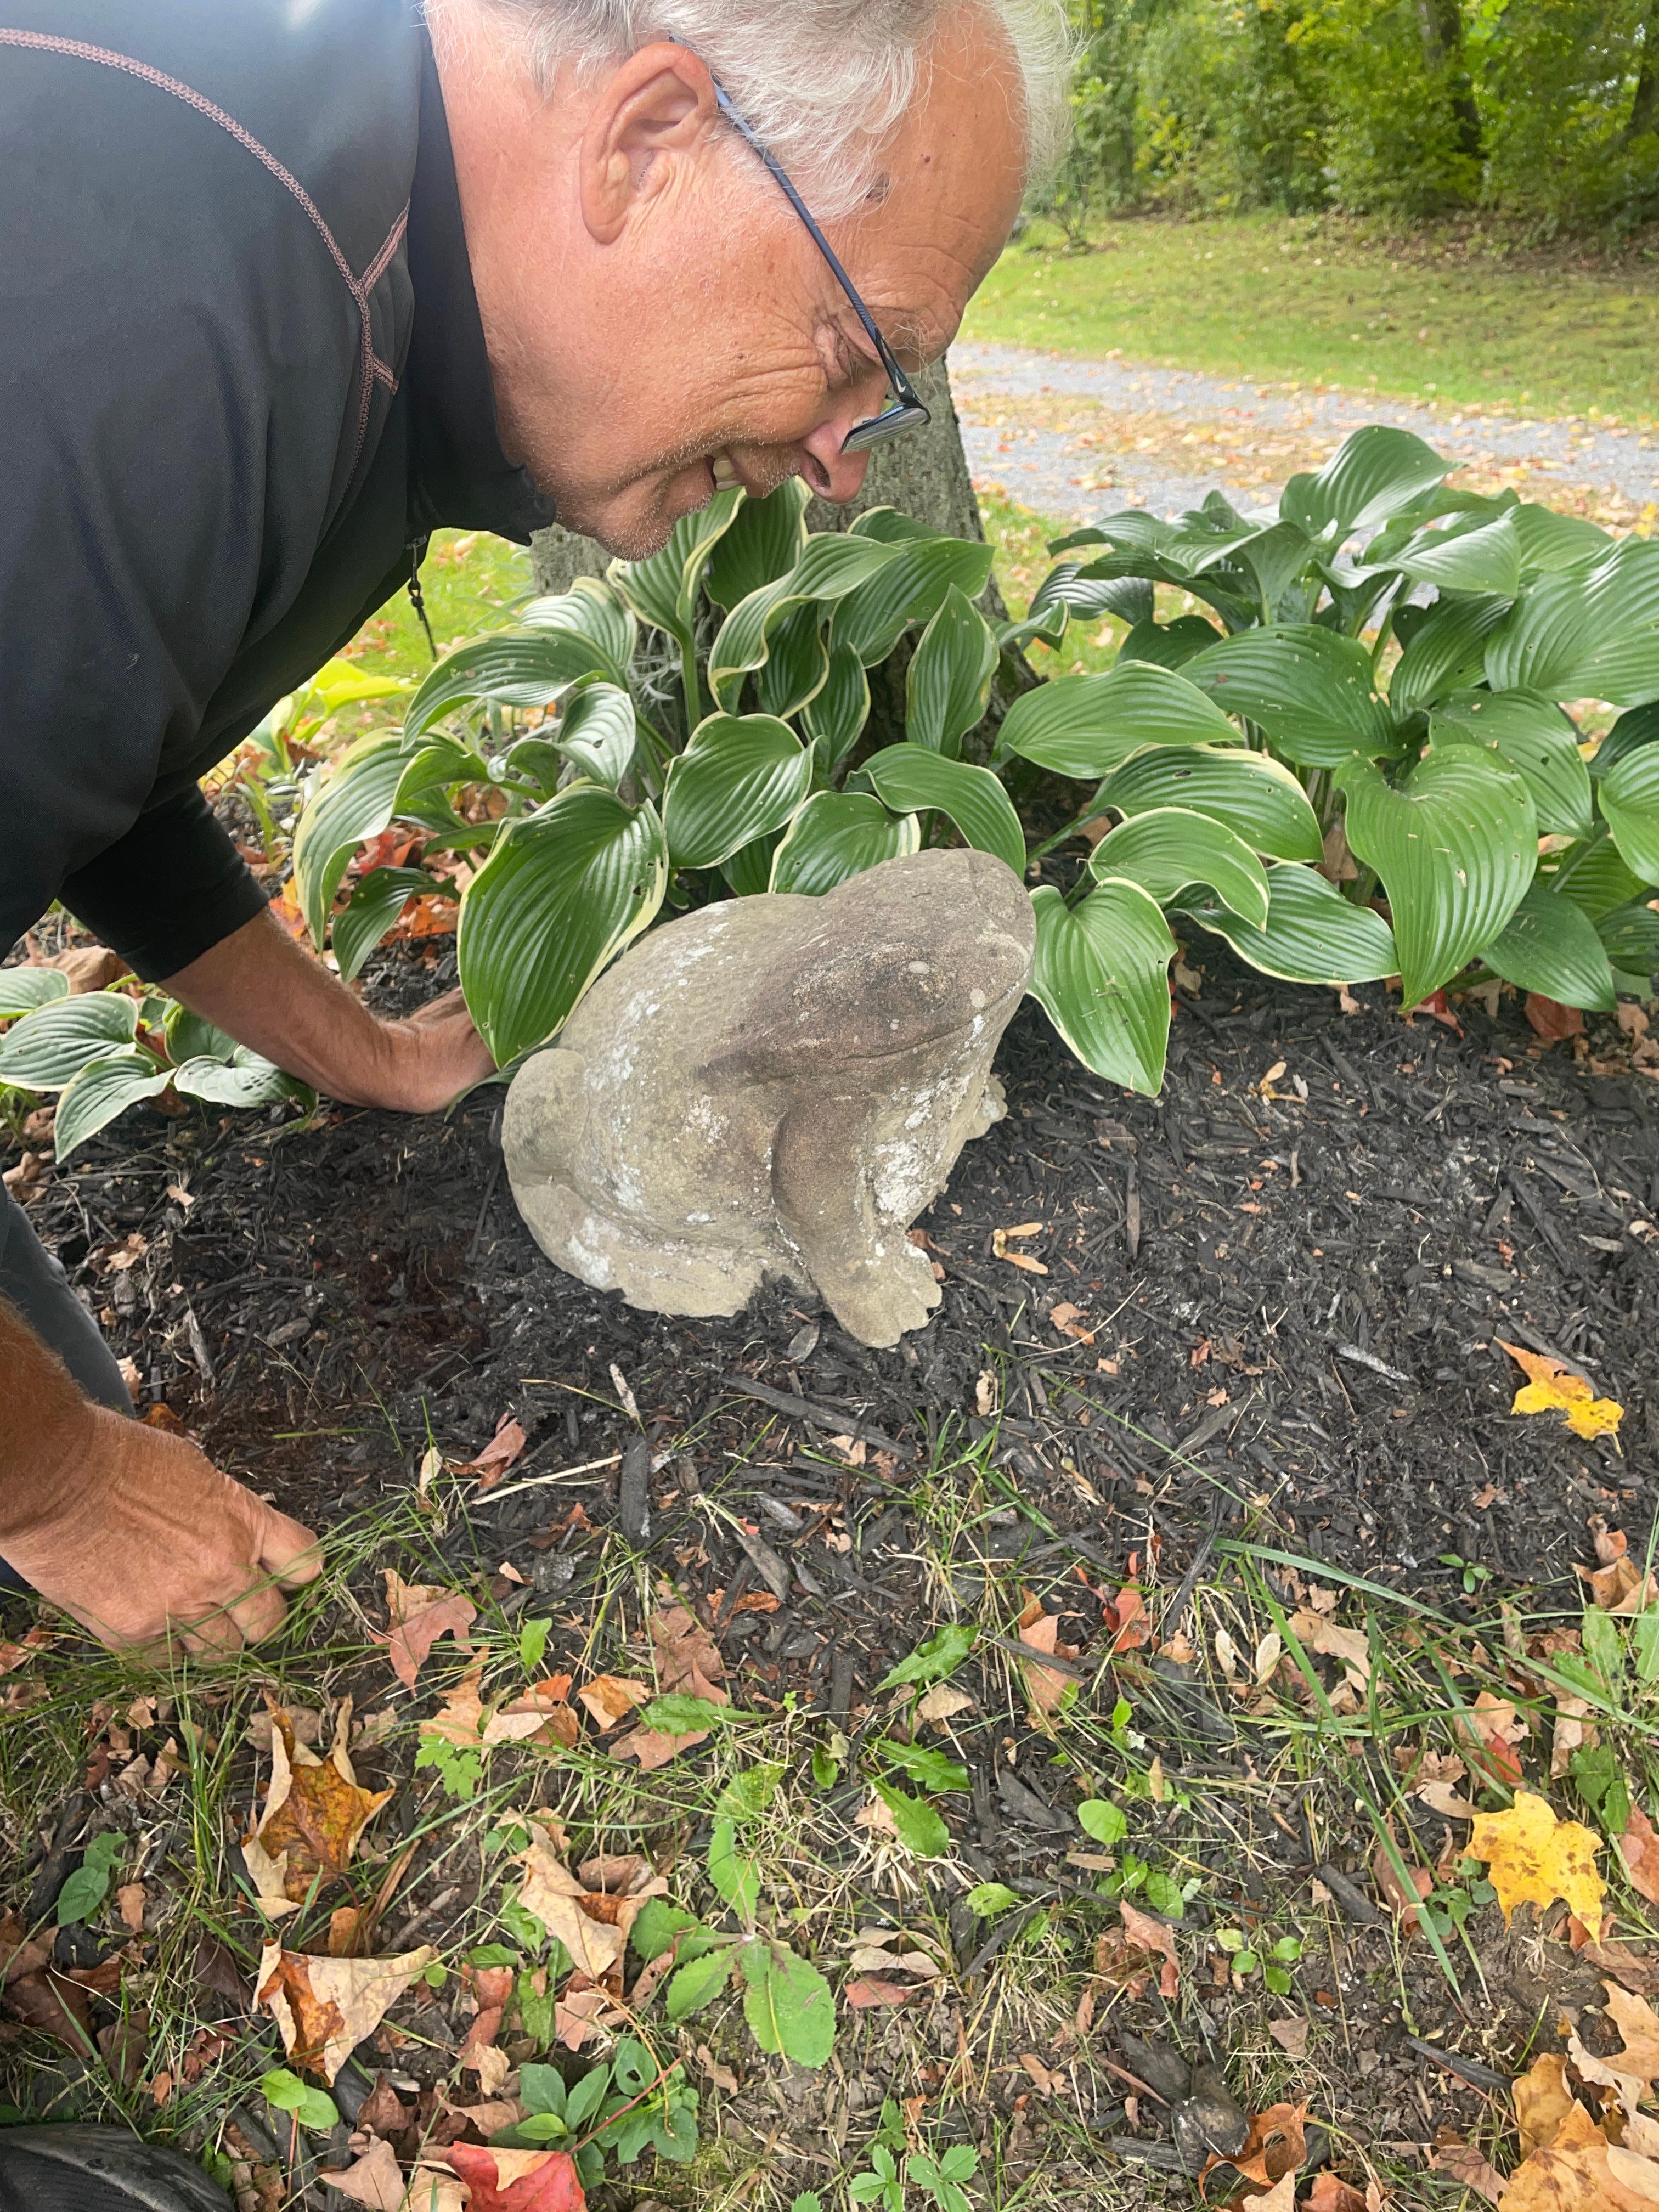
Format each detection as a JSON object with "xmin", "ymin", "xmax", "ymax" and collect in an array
[
  {"xmin": 223, "ymin": 1579, "xmax": 290, "ymax": 1647},
  {"xmin": 258, "ymin": 1508, "xmax": 324, "ymax": 1587}
]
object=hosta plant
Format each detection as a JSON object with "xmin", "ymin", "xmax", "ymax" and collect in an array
[
  {"xmin": 0, "ymin": 967, "xmax": 313, "ymax": 1160},
  {"xmin": 292, "ymin": 435, "xmax": 1659, "ymax": 1100}
]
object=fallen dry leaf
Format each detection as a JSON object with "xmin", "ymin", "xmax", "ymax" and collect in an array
[
  {"xmin": 514, "ymin": 1819, "xmax": 664, "ymax": 1981},
  {"xmin": 1019, "ymin": 2051, "xmax": 1065, "ymax": 2097},
  {"xmin": 1567, "ymin": 1918, "xmax": 1659, "ymax": 1995},
  {"xmin": 992, "ymin": 1222, "xmax": 1048, "ymax": 1274},
  {"xmin": 319, "ymin": 2138, "xmax": 407, "ymax": 2211},
  {"xmin": 1307, "ymin": 2174, "xmax": 1372, "ymax": 2212},
  {"xmin": 1469, "ymin": 1790, "xmax": 1604, "ymax": 1939},
  {"xmin": 1240, "ymin": 2176, "xmax": 1297, "ymax": 2212},
  {"xmin": 458, "ymin": 1418, "xmax": 529, "ymax": 1493},
  {"xmin": 419, "ymin": 1667, "xmax": 567, "ymax": 1754},
  {"xmin": 915, "ymin": 1684, "xmax": 974, "ymax": 1727},
  {"xmin": 1048, "ymin": 1301, "xmax": 1096, "ymax": 1345},
  {"xmin": 1217, "ymin": 2101, "xmax": 1308, "ymax": 2192},
  {"xmin": 404, "ymin": 2169, "xmax": 470, "ymax": 2212},
  {"xmin": 612, "ymin": 1605, "xmax": 727, "ymax": 1769},
  {"xmin": 576, "ymin": 1675, "xmax": 650, "ymax": 1732},
  {"xmin": 1289, "ymin": 1606, "xmax": 1370, "ymax": 1683},
  {"xmin": 1015, "ymin": 1593, "xmax": 1079, "ymax": 1717},
  {"xmin": 257, "ymin": 1945, "xmax": 437, "ymax": 2083},
  {"xmin": 1622, "ymin": 1806, "xmax": 1659, "ymax": 1908},
  {"xmin": 1579, "ymin": 1520, "xmax": 1659, "ymax": 1615},
  {"xmin": 1116, "ymin": 1902, "xmax": 1178, "ymax": 2000},
  {"xmin": 1372, "ymin": 1843, "xmax": 1433, "ymax": 1931},
  {"xmin": 1514, "ymin": 2052, "xmax": 1578, "ymax": 2156},
  {"xmin": 246, "ymin": 1704, "xmax": 392, "ymax": 1910},
  {"xmin": 1503, "ymin": 2095, "xmax": 1658, "ymax": 2212},
  {"xmin": 845, "ymin": 1976, "xmax": 919, "ymax": 2009},
  {"xmin": 115, "ymin": 1882, "xmax": 147, "ymax": 1934},
  {"xmin": 1427, "ymin": 2138, "xmax": 1505, "ymax": 2205},
  {"xmin": 379, "ymin": 1573, "xmax": 476, "ymax": 1690},
  {"xmin": 1498, "ymin": 1340, "xmax": 1623, "ymax": 1444},
  {"xmin": 1268, "ymin": 2017, "xmax": 1310, "ymax": 2059},
  {"xmin": 443, "ymin": 2144, "xmax": 585, "ymax": 2212}
]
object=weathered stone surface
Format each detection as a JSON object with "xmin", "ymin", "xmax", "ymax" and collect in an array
[{"xmin": 503, "ymin": 848, "xmax": 1034, "ymax": 1347}]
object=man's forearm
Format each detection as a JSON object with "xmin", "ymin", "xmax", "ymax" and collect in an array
[
  {"xmin": 0, "ymin": 1299, "xmax": 103, "ymax": 1540},
  {"xmin": 159, "ymin": 907, "xmax": 495, "ymax": 1112}
]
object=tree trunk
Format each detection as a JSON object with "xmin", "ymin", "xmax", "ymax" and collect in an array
[
  {"xmin": 1415, "ymin": 0, "xmax": 1483, "ymax": 165},
  {"xmin": 532, "ymin": 356, "xmax": 998, "ymax": 600},
  {"xmin": 1627, "ymin": 12, "xmax": 1659, "ymax": 141}
]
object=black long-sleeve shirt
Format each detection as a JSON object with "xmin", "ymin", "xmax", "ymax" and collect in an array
[{"xmin": 0, "ymin": 0, "xmax": 555, "ymax": 978}]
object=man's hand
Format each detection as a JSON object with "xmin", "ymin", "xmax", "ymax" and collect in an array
[
  {"xmin": 4, "ymin": 1411, "xmax": 321, "ymax": 1656},
  {"xmin": 161, "ymin": 907, "xmax": 497, "ymax": 1113}
]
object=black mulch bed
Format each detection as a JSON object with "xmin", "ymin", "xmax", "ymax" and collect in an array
[
  {"xmin": 24, "ymin": 940, "xmax": 1655, "ymax": 1620},
  {"xmin": 7, "ymin": 940, "xmax": 1658, "ymax": 2190}
]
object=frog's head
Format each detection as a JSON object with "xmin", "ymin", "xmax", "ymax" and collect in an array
[{"xmin": 725, "ymin": 848, "xmax": 1036, "ymax": 1076}]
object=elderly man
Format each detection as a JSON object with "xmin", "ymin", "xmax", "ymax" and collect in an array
[{"xmin": 0, "ymin": 0, "xmax": 1066, "ymax": 1658}]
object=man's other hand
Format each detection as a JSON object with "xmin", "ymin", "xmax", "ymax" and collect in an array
[
  {"xmin": 5, "ymin": 1410, "xmax": 321, "ymax": 1657},
  {"xmin": 370, "ymin": 988, "xmax": 498, "ymax": 1113}
]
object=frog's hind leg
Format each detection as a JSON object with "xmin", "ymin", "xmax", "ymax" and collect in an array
[
  {"xmin": 522, "ymin": 1183, "xmax": 770, "ymax": 1321},
  {"xmin": 770, "ymin": 1098, "xmax": 941, "ymax": 1348}
]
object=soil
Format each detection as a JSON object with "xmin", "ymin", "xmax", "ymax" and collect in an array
[{"xmin": 5, "ymin": 936, "xmax": 1657, "ymax": 2200}]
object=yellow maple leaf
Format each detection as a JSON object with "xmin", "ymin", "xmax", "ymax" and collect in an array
[
  {"xmin": 1469, "ymin": 1790, "xmax": 1604, "ymax": 1940},
  {"xmin": 1497, "ymin": 1341, "xmax": 1623, "ymax": 1443}
]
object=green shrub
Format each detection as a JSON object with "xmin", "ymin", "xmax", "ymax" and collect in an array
[{"xmin": 293, "ymin": 437, "xmax": 1659, "ymax": 1103}]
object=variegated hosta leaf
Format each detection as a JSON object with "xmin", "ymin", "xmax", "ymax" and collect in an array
[
  {"xmin": 998, "ymin": 662, "xmax": 1239, "ymax": 781},
  {"xmin": 768, "ymin": 792, "xmax": 920, "ymax": 896},
  {"xmin": 832, "ymin": 536, "xmax": 996, "ymax": 668},
  {"xmin": 331, "ymin": 866, "xmax": 442, "ymax": 985},
  {"xmin": 1116, "ymin": 615, "xmax": 1226, "ymax": 672},
  {"xmin": 707, "ymin": 535, "xmax": 900, "ymax": 712},
  {"xmin": 662, "ymin": 715, "xmax": 814, "ymax": 871},
  {"xmin": 0, "ymin": 991, "xmax": 139, "ymax": 1091},
  {"xmin": 606, "ymin": 486, "xmax": 744, "ymax": 645},
  {"xmin": 1180, "ymin": 864, "xmax": 1400, "ymax": 985},
  {"xmin": 1098, "ymin": 744, "xmax": 1323, "ymax": 862},
  {"xmin": 292, "ymin": 735, "xmax": 412, "ymax": 951},
  {"xmin": 171, "ymin": 1049, "xmax": 313, "ymax": 1110},
  {"xmin": 1181, "ymin": 625, "xmax": 1400, "ymax": 766},
  {"xmin": 554, "ymin": 682, "xmax": 638, "ymax": 789},
  {"xmin": 1088, "ymin": 807, "xmax": 1270, "ymax": 928},
  {"xmin": 403, "ymin": 627, "xmax": 622, "ymax": 741},
  {"xmin": 52, "ymin": 1048, "xmax": 172, "ymax": 1159},
  {"xmin": 905, "ymin": 586, "xmax": 998, "ymax": 755},
  {"xmin": 0, "ymin": 967, "xmax": 71, "ymax": 1018},
  {"xmin": 860, "ymin": 746, "xmax": 1025, "ymax": 877},
  {"xmin": 1338, "ymin": 741, "xmax": 1537, "ymax": 1005},
  {"xmin": 1028, "ymin": 878, "xmax": 1175, "ymax": 1096},
  {"xmin": 704, "ymin": 480, "xmax": 811, "ymax": 611},
  {"xmin": 458, "ymin": 787, "xmax": 668, "ymax": 1063},
  {"xmin": 800, "ymin": 641, "xmax": 871, "ymax": 771},
  {"xmin": 520, "ymin": 576, "xmax": 637, "ymax": 675}
]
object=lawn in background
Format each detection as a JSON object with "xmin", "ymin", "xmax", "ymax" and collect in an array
[{"xmin": 966, "ymin": 213, "xmax": 1659, "ymax": 424}]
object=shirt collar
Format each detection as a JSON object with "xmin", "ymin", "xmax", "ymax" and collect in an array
[{"xmin": 404, "ymin": 25, "xmax": 558, "ymax": 545}]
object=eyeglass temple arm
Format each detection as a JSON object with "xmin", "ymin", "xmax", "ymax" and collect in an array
[{"xmin": 712, "ymin": 82, "xmax": 912, "ymax": 394}]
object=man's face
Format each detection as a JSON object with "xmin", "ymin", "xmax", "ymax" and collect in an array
[{"xmin": 448, "ymin": 5, "xmax": 1028, "ymax": 557}]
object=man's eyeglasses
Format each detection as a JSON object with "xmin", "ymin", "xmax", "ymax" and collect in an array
[{"xmin": 713, "ymin": 81, "xmax": 931, "ymax": 455}]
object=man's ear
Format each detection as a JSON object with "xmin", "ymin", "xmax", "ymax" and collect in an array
[{"xmin": 579, "ymin": 41, "xmax": 720, "ymax": 245}]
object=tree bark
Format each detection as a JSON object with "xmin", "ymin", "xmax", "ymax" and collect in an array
[
  {"xmin": 1627, "ymin": 11, "xmax": 1659, "ymax": 141},
  {"xmin": 1415, "ymin": 0, "xmax": 1483, "ymax": 164}
]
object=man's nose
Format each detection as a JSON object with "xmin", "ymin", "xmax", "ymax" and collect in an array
[{"xmin": 799, "ymin": 419, "xmax": 873, "ymax": 505}]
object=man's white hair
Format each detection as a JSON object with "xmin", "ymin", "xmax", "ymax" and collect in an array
[{"xmin": 456, "ymin": 0, "xmax": 1073, "ymax": 218}]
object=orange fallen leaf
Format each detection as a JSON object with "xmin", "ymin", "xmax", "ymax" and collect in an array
[
  {"xmin": 1514, "ymin": 2053, "xmax": 1578, "ymax": 2155},
  {"xmin": 257, "ymin": 1944, "xmax": 437, "ymax": 2083},
  {"xmin": 378, "ymin": 1571, "xmax": 476, "ymax": 1690},
  {"xmin": 1212, "ymin": 2101, "xmax": 1308, "ymax": 2192},
  {"xmin": 420, "ymin": 1667, "xmax": 572, "ymax": 1754},
  {"xmin": 1502, "ymin": 2094, "xmax": 1659, "ymax": 2212},
  {"xmin": 1622, "ymin": 1805, "xmax": 1659, "ymax": 1907},
  {"xmin": 612, "ymin": 1606, "xmax": 727, "ymax": 1769},
  {"xmin": 1468, "ymin": 1790, "xmax": 1604, "ymax": 1939},
  {"xmin": 514, "ymin": 1819, "xmax": 664, "ymax": 1981},
  {"xmin": 245, "ymin": 1702, "xmax": 392, "ymax": 1911},
  {"xmin": 1523, "ymin": 994, "xmax": 1583, "ymax": 1043},
  {"xmin": 1048, "ymin": 1302, "xmax": 1096, "ymax": 1345},
  {"xmin": 1239, "ymin": 2176, "xmax": 1297, "ymax": 2212},
  {"xmin": 1306, "ymin": 2174, "xmax": 1371, "ymax": 2212},
  {"xmin": 1117, "ymin": 1901, "xmax": 1178, "ymax": 2000},
  {"xmin": 1578, "ymin": 1520, "xmax": 1659, "ymax": 1614},
  {"xmin": 1372, "ymin": 1844, "xmax": 1433, "ymax": 1931},
  {"xmin": 1498, "ymin": 1341, "xmax": 1623, "ymax": 1445},
  {"xmin": 1567, "ymin": 1916, "xmax": 1659, "ymax": 1994},
  {"xmin": 458, "ymin": 1417, "xmax": 529, "ymax": 1492},
  {"xmin": 845, "ymin": 1976, "xmax": 918, "ymax": 2009},
  {"xmin": 1015, "ymin": 1591, "xmax": 1080, "ymax": 1717},
  {"xmin": 577, "ymin": 1675, "xmax": 650, "ymax": 1733},
  {"xmin": 1107, "ymin": 1585, "xmax": 1149, "ymax": 1655}
]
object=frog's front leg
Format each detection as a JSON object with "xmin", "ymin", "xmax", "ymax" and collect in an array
[{"xmin": 770, "ymin": 1099, "xmax": 941, "ymax": 1348}]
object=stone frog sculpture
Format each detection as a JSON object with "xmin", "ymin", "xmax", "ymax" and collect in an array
[{"xmin": 503, "ymin": 848, "xmax": 1035, "ymax": 1348}]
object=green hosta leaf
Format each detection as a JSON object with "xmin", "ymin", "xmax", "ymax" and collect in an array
[
  {"xmin": 707, "ymin": 1822, "xmax": 762, "ymax": 1918},
  {"xmin": 1599, "ymin": 743, "xmax": 1659, "ymax": 884},
  {"xmin": 52, "ymin": 1053, "xmax": 171, "ymax": 1160},
  {"xmin": 801, "ymin": 640, "xmax": 871, "ymax": 770},
  {"xmin": 1546, "ymin": 839, "xmax": 1648, "ymax": 917},
  {"xmin": 1235, "ymin": 520, "xmax": 1316, "ymax": 622},
  {"xmin": 872, "ymin": 1781, "xmax": 951, "ymax": 1856},
  {"xmin": 705, "ymin": 480, "xmax": 811, "ymax": 610},
  {"xmin": 1088, "ymin": 807, "xmax": 1269, "ymax": 928},
  {"xmin": 1430, "ymin": 691, "xmax": 1593, "ymax": 839},
  {"xmin": 906, "ymin": 585, "xmax": 998, "ymax": 754},
  {"xmin": 663, "ymin": 714, "xmax": 813, "ymax": 870},
  {"xmin": 170, "ymin": 1049, "xmax": 309, "ymax": 1110},
  {"xmin": 860, "ymin": 746, "xmax": 1025, "ymax": 877},
  {"xmin": 875, "ymin": 1742, "xmax": 969, "ymax": 1793},
  {"xmin": 1078, "ymin": 1799, "xmax": 1128, "ymax": 1846},
  {"xmin": 521, "ymin": 577, "xmax": 637, "ymax": 676},
  {"xmin": 997, "ymin": 604, "xmax": 1070, "ymax": 656},
  {"xmin": 878, "ymin": 1624, "xmax": 977, "ymax": 1691},
  {"xmin": 1392, "ymin": 514, "xmax": 1522, "ymax": 597},
  {"xmin": 1389, "ymin": 594, "xmax": 1515, "ymax": 714},
  {"xmin": 1116, "ymin": 616, "xmax": 1227, "ymax": 672},
  {"xmin": 1029, "ymin": 879, "xmax": 1174, "ymax": 1095},
  {"xmin": 834, "ymin": 537, "xmax": 996, "ymax": 667},
  {"xmin": 1590, "ymin": 701, "xmax": 1659, "ymax": 781},
  {"xmin": 1099, "ymin": 744, "xmax": 1323, "ymax": 862},
  {"xmin": 458, "ymin": 787, "xmax": 667, "ymax": 1062},
  {"xmin": 1182, "ymin": 625, "xmax": 1400, "ymax": 765},
  {"xmin": 1281, "ymin": 424, "xmax": 1447, "ymax": 539},
  {"xmin": 331, "ymin": 866, "xmax": 438, "ymax": 984},
  {"xmin": 391, "ymin": 736, "xmax": 491, "ymax": 838},
  {"xmin": 755, "ymin": 599, "xmax": 830, "ymax": 722},
  {"xmin": 665, "ymin": 1945, "xmax": 738, "ymax": 2022},
  {"xmin": 1481, "ymin": 884, "xmax": 1617, "ymax": 1012},
  {"xmin": 850, "ymin": 506, "xmax": 939, "ymax": 546},
  {"xmin": 999, "ymin": 663, "xmax": 1239, "ymax": 781},
  {"xmin": 1595, "ymin": 900, "xmax": 1659, "ymax": 977},
  {"xmin": 708, "ymin": 534, "xmax": 899, "ymax": 710},
  {"xmin": 1181, "ymin": 864, "xmax": 1399, "ymax": 985},
  {"xmin": 1486, "ymin": 536, "xmax": 1659, "ymax": 706},
  {"xmin": 739, "ymin": 1940, "xmax": 836, "ymax": 2069},
  {"xmin": 1338, "ymin": 742, "xmax": 1537, "ymax": 1004},
  {"xmin": 553, "ymin": 682, "xmax": 638, "ymax": 789},
  {"xmin": 0, "ymin": 992, "xmax": 138, "ymax": 1090},
  {"xmin": 722, "ymin": 830, "xmax": 785, "ymax": 898},
  {"xmin": 304, "ymin": 658, "xmax": 410, "ymax": 715},
  {"xmin": 0, "ymin": 967, "xmax": 70, "ymax": 1018},
  {"xmin": 1510, "ymin": 504, "xmax": 1613, "ymax": 575},
  {"xmin": 292, "ymin": 735, "xmax": 413, "ymax": 949},
  {"xmin": 405, "ymin": 628, "xmax": 622, "ymax": 742},
  {"xmin": 1030, "ymin": 561, "xmax": 1152, "ymax": 629},
  {"xmin": 162, "ymin": 1002, "xmax": 236, "ymax": 1067},
  {"xmin": 608, "ymin": 486, "xmax": 744, "ymax": 646},
  {"xmin": 769, "ymin": 792, "xmax": 919, "ymax": 896}
]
